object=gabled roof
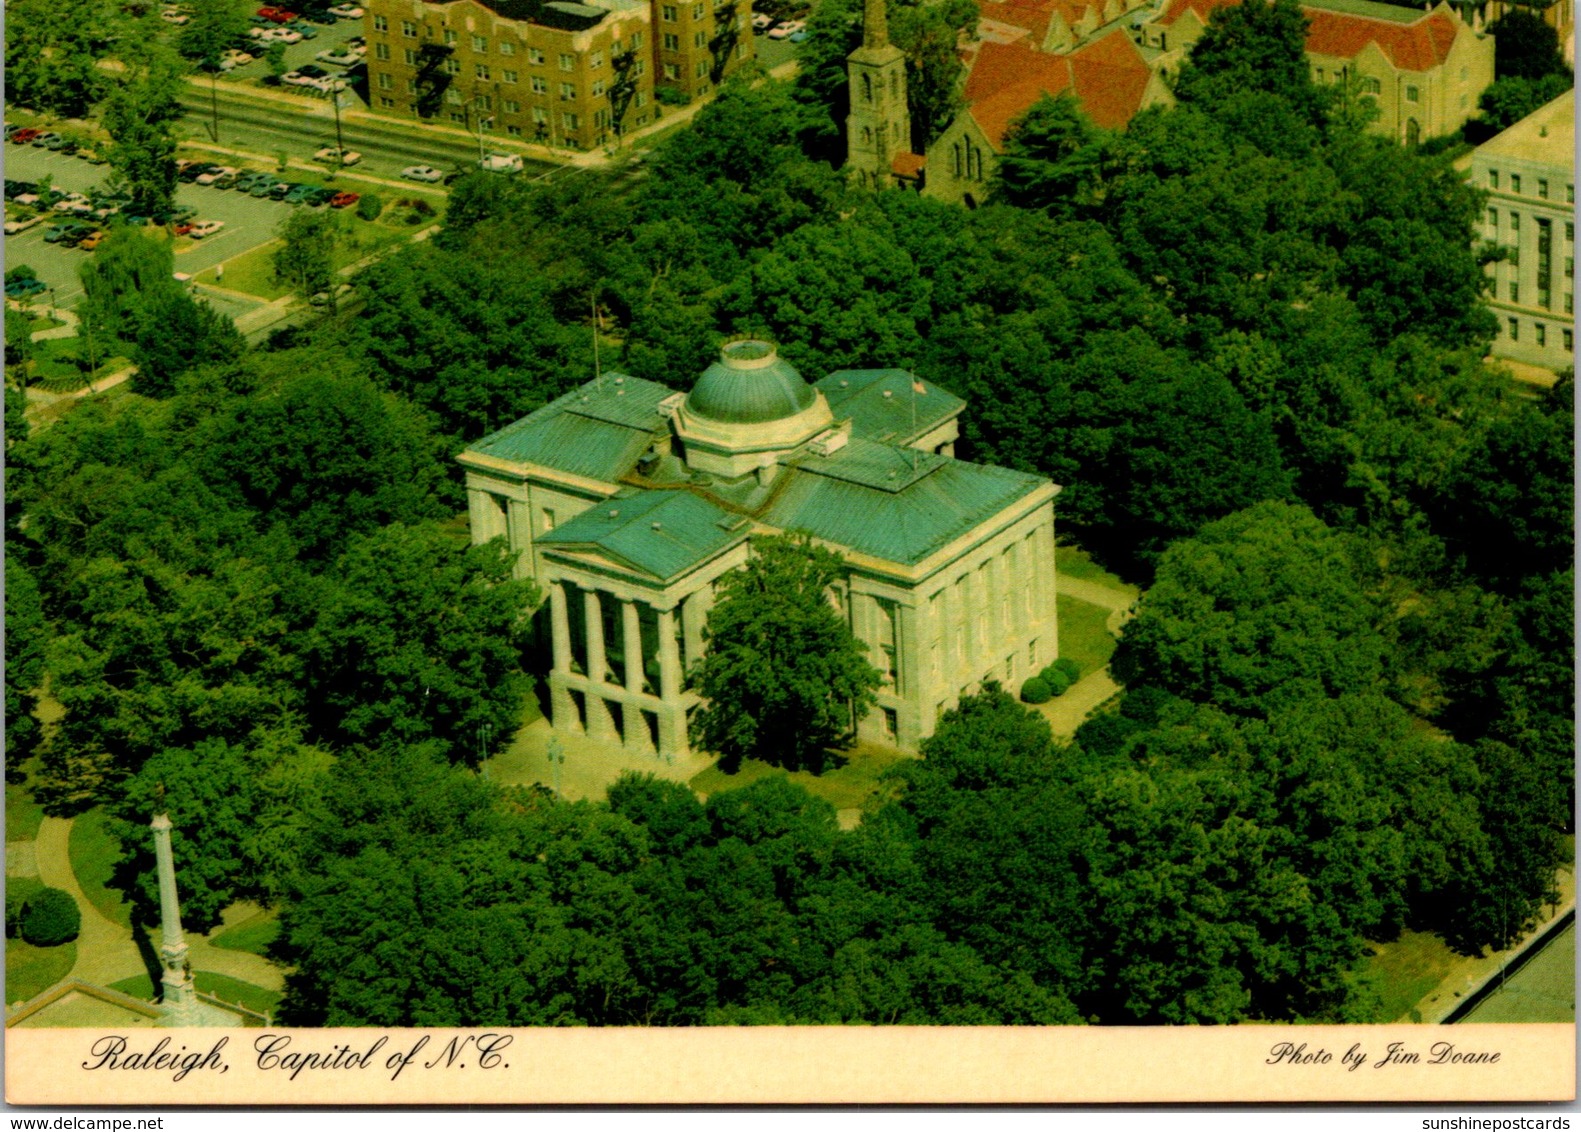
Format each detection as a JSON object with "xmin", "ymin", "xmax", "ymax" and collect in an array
[
  {"xmin": 466, "ymin": 373, "xmax": 673, "ymax": 482},
  {"xmin": 539, "ymin": 489, "xmax": 748, "ymax": 582},
  {"xmin": 1156, "ymin": 0, "xmax": 1467, "ymax": 71},
  {"xmin": 964, "ymin": 30, "xmax": 1155, "ymax": 147},
  {"xmin": 977, "ymin": 0, "xmax": 1096, "ymax": 43},
  {"xmin": 765, "ymin": 447, "xmax": 1047, "ymax": 566},
  {"xmin": 817, "ymin": 369, "xmax": 964, "ymax": 444}
]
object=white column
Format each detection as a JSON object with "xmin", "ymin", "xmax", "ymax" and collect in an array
[
  {"xmin": 151, "ymin": 814, "xmax": 197, "ymax": 1022},
  {"xmin": 582, "ymin": 590, "xmax": 617, "ymax": 741},
  {"xmin": 548, "ymin": 582, "xmax": 579, "ymax": 731},
  {"xmin": 681, "ymin": 590, "xmax": 705, "ymax": 674},
  {"xmin": 507, "ymin": 498, "xmax": 532, "ymax": 579},
  {"xmin": 658, "ymin": 607, "xmax": 681, "ymax": 702},
  {"xmin": 621, "ymin": 599, "xmax": 653, "ymax": 753}
]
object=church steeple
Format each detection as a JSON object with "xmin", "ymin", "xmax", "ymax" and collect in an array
[{"xmin": 845, "ymin": 0, "xmax": 912, "ymax": 189}]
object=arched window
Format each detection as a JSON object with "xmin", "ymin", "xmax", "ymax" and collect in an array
[
  {"xmin": 890, "ymin": 71, "xmax": 900, "ymax": 98},
  {"xmin": 953, "ymin": 143, "xmax": 962, "ymax": 176},
  {"xmin": 862, "ymin": 73, "xmax": 873, "ymax": 103},
  {"xmin": 863, "ymin": 126, "xmax": 873, "ymax": 145}
]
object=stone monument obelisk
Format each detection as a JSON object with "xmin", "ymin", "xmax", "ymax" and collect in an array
[{"xmin": 150, "ymin": 813, "xmax": 200, "ymax": 1026}]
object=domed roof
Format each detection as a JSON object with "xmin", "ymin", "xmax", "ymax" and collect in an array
[{"xmin": 687, "ymin": 341, "xmax": 816, "ymax": 424}]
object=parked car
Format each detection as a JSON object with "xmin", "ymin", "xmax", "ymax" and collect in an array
[
  {"xmin": 248, "ymin": 176, "xmax": 281, "ymax": 197},
  {"xmin": 262, "ymin": 26, "xmax": 303, "ymax": 42},
  {"xmin": 768, "ymin": 19, "xmax": 804, "ymax": 38},
  {"xmin": 789, "ymin": 27, "xmax": 809, "ymax": 41},
  {"xmin": 288, "ymin": 21, "xmax": 319, "ymax": 37},
  {"xmin": 234, "ymin": 171, "xmax": 271, "ymax": 192},
  {"xmin": 478, "ymin": 152, "xmax": 524, "ymax": 173},
  {"xmin": 307, "ymin": 77, "xmax": 348, "ymax": 93},
  {"xmin": 401, "ymin": 165, "xmax": 444, "ymax": 182},
  {"xmin": 29, "ymin": 131, "xmax": 62, "ymax": 147},
  {"xmin": 4, "ymin": 180, "xmax": 37, "ymax": 199},
  {"xmin": 257, "ymin": 6, "xmax": 298, "ymax": 23},
  {"xmin": 173, "ymin": 222, "xmax": 196, "ymax": 236},
  {"xmin": 282, "ymin": 184, "xmax": 316, "ymax": 204},
  {"xmin": 10, "ymin": 129, "xmax": 40, "ymax": 144},
  {"xmin": 751, "ymin": 12, "xmax": 773, "ymax": 30},
  {"xmin": 189, "ymin": 220, "xmax": 226, "ymax": 238},
  {"xmin": 195, "ymin": 165, "xmax": 238, "ymax": 186},
  {"xmin": 315, "ymin": 145, "xmax": 361, "ymax": 165},
  {"xmin": 220, "ymin": 49, "xmax": 255, "ymax": 68},
  {"xmin": 211, "ymin": 170, "xmax": 243, "ymax": 189},
  {"xmin": 315, "ymin": 48, "xmax": 359, "ymax": 66},
  {"xmin": 179, "ymin": 163, "xmax": 222, "ymax": 183},
  {"xmin": 3, "ymin": 217, "xmax": 43, "ymax": 236},
  {"xmin": 4, "ymin": 277, "xmax": 48, "ymax": 298},
  {"xmin": 77, "ymin": 230, "xmax": 107, "ymax": 251},
  {"xmin": 44, "ymin": 134, "xmax": 75, "ymax": 150},
  {"xmin": 329, "ymin": 191, "xmax": 361, "ymax": 209},
  {"xmin": 269, "ymin": 181, "xmax": 295, "ymax": 199},
  {"xmin": 51, "ymin": 193, "xmax": 91, "ymax": 212},
  {"xmin": 328, "ymin": 3, "xmax": 365, "ymax": 16}
]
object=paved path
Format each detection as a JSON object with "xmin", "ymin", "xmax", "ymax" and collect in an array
[
  {"xmin": 28, "ymin": 307, "xmax": 78, "ymax": 342},
  {"xmin": 1023, "ymin": 574, "xmax": 1137, "ymax": 739},
  {"xmin": 487, "ymin": 716, "xmax": 714, "ymax": 803}
]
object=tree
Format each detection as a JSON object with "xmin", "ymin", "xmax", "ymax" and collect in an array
[
  {"xmin": 5, "ymin": 305, "xmax": 35, "ymax": 373},
  {"xmin": 992, "ymin": 93, "xmax": 1108, "ymax": 215},
  {"xmin": 689, "ymin": 534, "xmax": 882, "ymax": 771},
  {"xmin": 1114, "ymin": 501, "xmax": 1388, "ymax": 713},
  {"xmin": 100, "ymin": 51, "xmax": 187, "ymax": 219},
  {"xmin": 176, "ymin": 0, "xmax": 250, "ymax": 70},
  {"xmin": 274, "ymin": 209, "xmax": 340, "ymax": 309},
  {"xmin": 1477, "ymin": 73, "xmax": 1574, "ymax": 134},
  {"xmin": 1172, "ymin": 0, "xmax": 1319, "ymax": 121},
  {"xmin": 3, "ymin": 0, "xmax": 122, "ymax": 118},
  {"xmin": 20, "ymin": 887, "xmax": 80, "ymax": 947},
  {"xmin": 264, "ymin": 41, "xmax": 289, "ymax": 85},
  {"xmin": 5, "ymin": 558, "xmax": 47, "ymax": 765},
  {"xmin": 301, "ymin": 523, "xmax": 537, "ymax": 759},
  {"xmin": 1488, "ymin": 8, "xmax": 1569, "ymax": 80}
]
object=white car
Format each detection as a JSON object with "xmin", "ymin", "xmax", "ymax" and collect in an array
[
  {"xmin": 246, "ymin": 25, "xmax": 270, "ymax": 38},
  {"xmin": 315, "ymin": 49, "xmax": 358, "ymax": 66},
  {"xmin": 188, "ymin": 220, "xmax": 226, "ymax": 239},
  {"xmin": 316, "ymin": 146, "xmax": 362, "ymax": 165},
  {"xmin": 308, "ymin": 78, "xmax": 349, "ymax": 93},
  {"xmin": 478, "ymin": 152, "xmax": 523, "ymax": 173},
  {"xmin": 401, "ymin": 165, "xmax": 444, "ymax": 183},
  {"xmin": 265, "ymin": 27, "xmax": 303, "ymax": 43},
  {"xmin": 52, "ymin": 193, "xmax": 90, "ymax": 212},
  {"xmin": 328, "ymin": 3, "xmax": 365, "ymax": 16},
  {"xmin": 195, "ymin": 165, "xmax": 237, "ymax": 185},
  {"xmin": 768, "ymin": 19, "xmax": 805, "ymax": 38},
  {"xmin": 751, "ymin": 12, "xmax": 773, "ymax": 30},
  {"xmin": 220, "ymin": 49, "xmax": 255, "ymax": 68}
]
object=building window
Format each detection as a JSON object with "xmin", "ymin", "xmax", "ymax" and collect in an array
[
  {"xmin": 635, "ymin": 90, "xmax": 646, "ymax": 106},
  {"xmin": 695, "ymin": 59, "xmax": 707, "ymax": 76},
  {"xmin": 1508, "ymin": 317, "xmax": 1519, "ymax": 340},
  {"xmin": 1489, "ymin": 169, "xmax": 1499, "ymax": 188},
  {"xmin": 446, "ymin": 88, "xmax": 463, "ymax": 104},
  {"xmin": 1568, "ymin": 292, "xmax": 1574, "ymax": 314},
  {"xmin": 663, "ymin": 32, "xmax": 679, "ymax": 49},
  {"xmin": 450, "ymin": 111, "xmax": 465, "ymax": 122},
  {"xmin": 378, "ymin": 71, "xmax": 393, "ymax": 89},
  {"xmin": 1569, "ymin": 184, "xmax": 1575, "ymax": 203},
  {"xmin": 1405, "ymin": 84, "xmax": 1419, "ymax": 103},
  {"xmin": 444, "ymin": 29, "xmax": 457, "ymax": 45},
  {"xmin": 694, "ymin": 30, "xmax": 706, "ymax": 46},
  {"xmin": 560, "ymin": 82, "xmax": 576, "ymax": 100},
  {"xmin": 403, "ymin": 47, "xmax": 416, "ymax": 63},
  {"xmin": 562, "ymin": 111, "xmax": 579, "ymax": 130},
  {"xmin": 630, "ymin": 31, "xmax": 643, "ymax": 47},
  {"xmin": 694, "ymin": 1, "xmax": 705, "ymax": 16},
  {"xmin": 475, "ymin": 64, "xmax": 490, "ymax": 79},
  {"xmin": 1536, "ymin": 323, "xmax": 1547, "ymax": 346},
  {"xmin": 1488, "ymin": 207, "xmax": 1498, "ymax": 227},
  {"xmin": 1361, "ymin": 75, "xmax": 1380, "ymax": 95},
  {"xmin": 507, "ymin": 123, "xmax": 522, "ymax": 135},
  {"xmin": 1538, "ymin": 178, "xmax": 1549, "ymax": 199},
  {"xmin": 662, "ymin": 3, "xmax": 677, "ymax": 17},
  {"xmin": 531, "ymin": 76, "xmax": 547, "ymax": 93},
  {"xmin": 380, "ymin": 95, "xmax": 394, "ymax": 107},
  {"xmin": 1511, "ymin": 174, "xmax": 1522, "ymax": 194},
  {"xmin": 543, "ymin": 510, "xmax": 556, "ymax": 532},
  {"xmin": 402, "ymin": 19, "xmax": 417, "ymax": 36},
  {"xmin": 473, "ymin": 34, "xmax": 488, "ymax": 52},
  {"xmin": 505, "ymin": 98, "xmax": 521, "ymax": 112},
  {"xmin": 532, "ymin": 106, "xmax": 547, "ymax": 122},
  {"xmin": 559, "ymin": 53, "xmax": 575, "ymax": 70},
  {"xmin": 373, "ymin": 14, "xmax": 388, "ymax": 30},
  {"xmin": 407, "ymin": 78, "xmax": 417, "ymax": 92},
  {"xmin": 591, "ymin": 51, "xmax": 603, "ymax": 68},
  {"xmin": 529, "ymin": 47, "xmax": 545, "ymax": 64},
  {"xmin": 443, "ymin": 57, "xmax": 460, "ymax": 74},
  {"xmin": 375, "ymin": 41, "xmax": 390, "ymax": 59},
  {"xmin": 477, "ymin": 94, "xmax": 492, "ymax": 111},
  {"xmin": 1565, "ymin": 329, "xmax": 1573, "ymax": 351},
  {"xmin": 592, "ymin": 78, "xmax": 604, "ymax": 95},
  {"xmin": 503, "ymin": 68, "xmax": 518, "ymax": 83},
  {"xmin": 1510, "ymin": 282, "xmax": 1520, "ymax": 303},
  {"xmin": 662, "ymin": 61, "xmax": 680, "ymax": 79},
  {"xmin": 500, "ymin": 41, "xmax": 515, "ymax": 55},
  {"xmin": 1510, "ymin": 212, "xmax": 1520, "ymax": 234}
]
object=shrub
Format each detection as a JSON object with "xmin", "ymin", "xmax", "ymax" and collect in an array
[
  {"xmin": 1052, "ymin": 657, "xmax": 1081, "ymax": 684},
  {"xmin": 20, "ymin": 887, "xmax": 80, "ymax": 947},
  {"xmin": 356, "ymin": 193, "xmax": 383, "ymax": 221},
  {"xmin": 5, "ymin": 265, "xmax": 38, "ymax": 285},
  {"xmin": 1020, "ymin": 677, "xmax": 1052, "ymax": 704},
  {"xmin": 655, "ymin": 85, "xmax": 690, "ymax": 106},
  {"xmin": 1040, "ymin": 665, "xmax": 1072, "ymax": 697}
]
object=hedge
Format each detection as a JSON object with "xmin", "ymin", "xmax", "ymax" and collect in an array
[{"xmin": 1020, "ymin": 677, "xmax": 1052, "ymax": 704}]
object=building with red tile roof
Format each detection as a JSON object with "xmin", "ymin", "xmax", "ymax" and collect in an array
[
  {"xmin": 1143, "ymin": 0, "xmax": 1493, "ymax": 143},
  {"xmin": 923, "ymin": 27, "xmax": 1171, "ymax": 204}
]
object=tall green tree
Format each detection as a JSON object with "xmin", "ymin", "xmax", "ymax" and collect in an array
[
  {"xmin": 176, "ymin": 0, "xmax": 250, "ymax": 70},
  {"xmin": 3, "ymin": 0, "xmax": 123, "ymax": 117},
  {"xmin": 274, "ymin": 210, "xmax": 340, "ymax": 310},
  {"xmin": 100, "ymin": 51, "xmax": 187, "ymax": 219},
  {"xmin": 690, "ymin": 534, "xmax": 881, "ymax": 771},
  {"xmin": 1488, "ymin": 8, "xmax": 1570, "ymax": 79}
]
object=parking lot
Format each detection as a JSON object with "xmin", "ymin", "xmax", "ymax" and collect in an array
[{"xmin": 4, "ymin": 142, "xmax": 322, "ymax": 312}]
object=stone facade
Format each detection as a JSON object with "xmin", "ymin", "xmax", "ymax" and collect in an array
[
  {"xmin": 1473, "ymin": 89, "xmax": 1576, "ymax": 371},
  {"xmin": 459, "ymin": 343, "xmax": 1061, "ymax": 758},
  {"xmin": 654, "ymin": 0, "xmax": 754, "ymax": 103},
  {"xmin": 846, "ymin": 0, "xmax": 914, "ymax": 188}
]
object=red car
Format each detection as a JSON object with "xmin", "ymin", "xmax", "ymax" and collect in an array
[
  {"xmin": 173, "ymin": 222, "xmax": 195, "ymax": 236},
  {"xmin": 257, "ymin": 6, "xmax": 298, "ymax": 22},
  {"xmin": 10, "ymin": 128, "xmax": 40, "ymax": 144},
  {"xmin": 329, "ymin": 192, "xmax": 360, "ymax": 209}
]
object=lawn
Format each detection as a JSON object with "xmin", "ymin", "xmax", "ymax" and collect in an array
[
  {"xmin": 1055, "ymin": 543, "xmax": 1140, "ymax": 598},
  {"xmin": 28, "ymin": 337, "xmax": 134, "ymax": 391},
  {"xmin": 200, "ymin": 203, "xmax": 434, "ymax": 300},
  {"xmin": 1058, "ymin": 596, "xmax": 1117, "ymax": 678},
  {"xmin": 690, "ymin": 742, "xmax": 915, "ymax": 814},
  {"xmin": 1352, "ymin": 929, "xmax": 1463, "ymax": 1022},
  {"xmin": 66, "ymin": 809, "xmax": 132, "ymax": 929},
  {"xmin": 108, "ymin": 971, "xmax": 283, "ymax": 1019},
  {"xmin": 26, "ymin": 313, "xmax": 64, "ymax": 333},
  {"xmin": 6, "ymin": 938, "xmax": 76, "ymax": 1005},
  {"xmin": 5, "ymin": 776, "xmax": 45, "ymax": 843},
  {"xmin": 210, "ymin": 908, "xmax": 281, "ymax": 957}
]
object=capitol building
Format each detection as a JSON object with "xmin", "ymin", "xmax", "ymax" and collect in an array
[{"xmin": 458, "ymin": 340, "xmax": 1061, "ymax": 757}]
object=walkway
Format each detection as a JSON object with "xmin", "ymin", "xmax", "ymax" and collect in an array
[
  {"xmin": 487, "ymin": 716, "xmax": 714, "ymax": 803},
  {"xmin": 1027, "ymin": 574, "xmax": 1136, "ymax": 740}
]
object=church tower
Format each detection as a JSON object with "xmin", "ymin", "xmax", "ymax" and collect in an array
[{"xmin": 845, "ymin": 0, "xmax": 911, "ymax": 188}]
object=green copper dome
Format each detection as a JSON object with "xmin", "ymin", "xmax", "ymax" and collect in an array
[{"xmin": 687, "ymin": 341, "xmax": 817, "ymax": 424}]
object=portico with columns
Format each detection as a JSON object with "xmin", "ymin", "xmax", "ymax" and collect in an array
[{"xmin": 459, "ymin": 338, "xmax": 1060, "ymax": 760}]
